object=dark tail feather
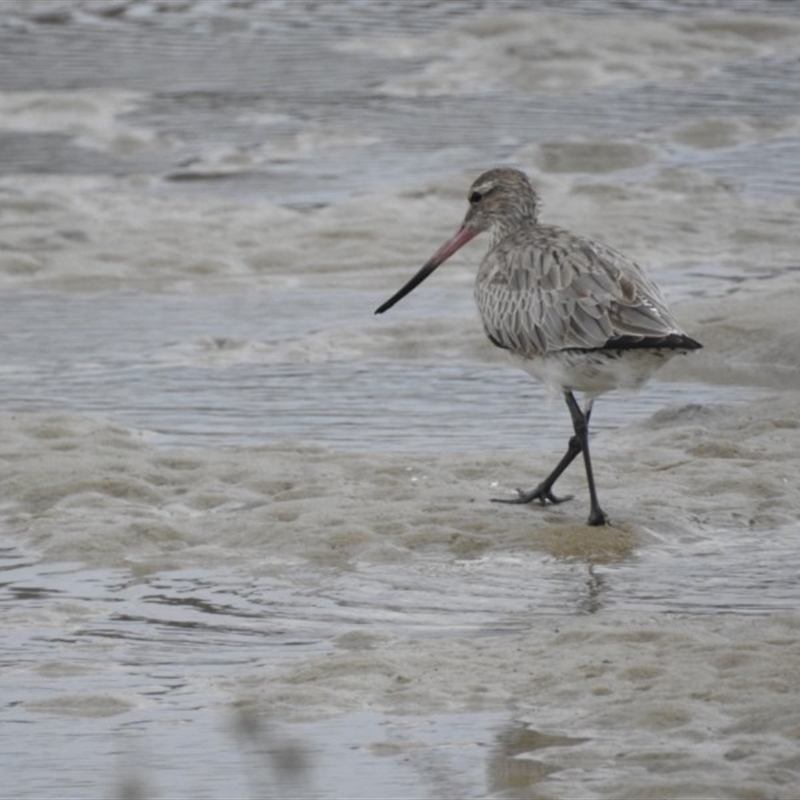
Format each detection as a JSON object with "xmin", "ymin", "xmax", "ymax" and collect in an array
[{"xmin": 599, "ymin": 333, "xmax": 702, "ymax": 351}]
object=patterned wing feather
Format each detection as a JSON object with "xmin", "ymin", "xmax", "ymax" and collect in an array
[{"xmin": 474, "ymin": 229, "xmax": 682, "ymax": 356}]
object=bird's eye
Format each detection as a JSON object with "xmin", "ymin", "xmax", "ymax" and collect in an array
[{"xmin": 469, "ymin": 190, "xmax": 483, "ymax": 204}]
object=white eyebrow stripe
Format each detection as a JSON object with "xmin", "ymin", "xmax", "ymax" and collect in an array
[{"xmin": 471, "ymin": 179, "xmax": 496, "ymax": 196}]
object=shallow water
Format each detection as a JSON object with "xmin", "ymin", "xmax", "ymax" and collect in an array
[
  {"xmin": 3, "ymin": 518, "xmax": 799, "ymax": 798},
  {"xmin": 0, "ymin": 289, "xmax": 764, "ymax": 451},
  {"xmin": 2, "ymin": 2, "xmax": 800, "ymax": 799}
]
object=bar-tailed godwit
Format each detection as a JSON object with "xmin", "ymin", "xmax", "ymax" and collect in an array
[{"xmin": 376, "ymin": 168, "xmax": 701, "ymax": 526}]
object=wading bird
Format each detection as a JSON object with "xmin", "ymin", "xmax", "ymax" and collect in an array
[{"xmin": 375, "ymin": 168, "xmax": 701, "ymax": 526}]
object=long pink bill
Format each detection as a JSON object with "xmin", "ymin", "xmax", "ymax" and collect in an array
[{"xmin": 375, "ymin": 225, "xmax": 478, "ymax": 314}]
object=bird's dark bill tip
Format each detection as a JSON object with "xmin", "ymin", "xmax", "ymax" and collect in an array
[{"xmin": 374, "ymin": 225, "xmax": 479, "ymax": 315}]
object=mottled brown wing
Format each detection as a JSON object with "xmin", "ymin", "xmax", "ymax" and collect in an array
[{"xmin": 474, "ymin": 230, "xmax": 682, "ymax": 357}]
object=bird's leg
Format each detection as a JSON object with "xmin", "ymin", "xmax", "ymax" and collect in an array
[
  {"xmin": 491, "ymin": 392, "xmax": 592, "ymax": 507},
  {"xmin": 564, "ymin": 393, "xmax": 608, "ymax": 527},
  {"xmin": 492, "ymin": 437, "xmax": 580, "ymax": 506},
  {"xmin": 492, "ymin": 392, "xmax": 608, "ymax": 526}
]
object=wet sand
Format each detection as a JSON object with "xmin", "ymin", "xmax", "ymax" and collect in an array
[{"xmin": 3, "ymin": 276, "xmax": 800, "ymax": 797}]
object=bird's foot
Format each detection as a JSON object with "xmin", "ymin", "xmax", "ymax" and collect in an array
[
  {"xmin": 491, "ymin": 484, "xmax": 573, "ymax": 506},
  {"xmin": 587, "ymin": 507, "xmax": 608, "ymax": 527}
]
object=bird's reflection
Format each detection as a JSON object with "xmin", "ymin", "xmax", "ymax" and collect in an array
[{"xmin": 486, "ymin": 721, "xmax": 590, "ymax": 795}]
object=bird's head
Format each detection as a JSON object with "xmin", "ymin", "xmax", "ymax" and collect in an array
[
  {"xmin": 460, "ymin": 168, "xmax": 541, "ymax": 242},
  {"xmin": 375, "ymin": 168, "xmax": 540, "ymax": 314}
]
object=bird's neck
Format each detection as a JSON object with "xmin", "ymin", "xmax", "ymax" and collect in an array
[{"xmin": 490, "ymin": 214, "xmax": 539, "ymax": 247}]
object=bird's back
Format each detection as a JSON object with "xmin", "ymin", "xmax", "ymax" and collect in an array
[{"xmin": 474, "ymin": 224, "xmax": 700, "ymax": 395}]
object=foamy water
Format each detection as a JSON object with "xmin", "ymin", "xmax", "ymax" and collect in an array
[{"xmin": 2, "ymin": 2, "xmax": 800, "ymax": 798}]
